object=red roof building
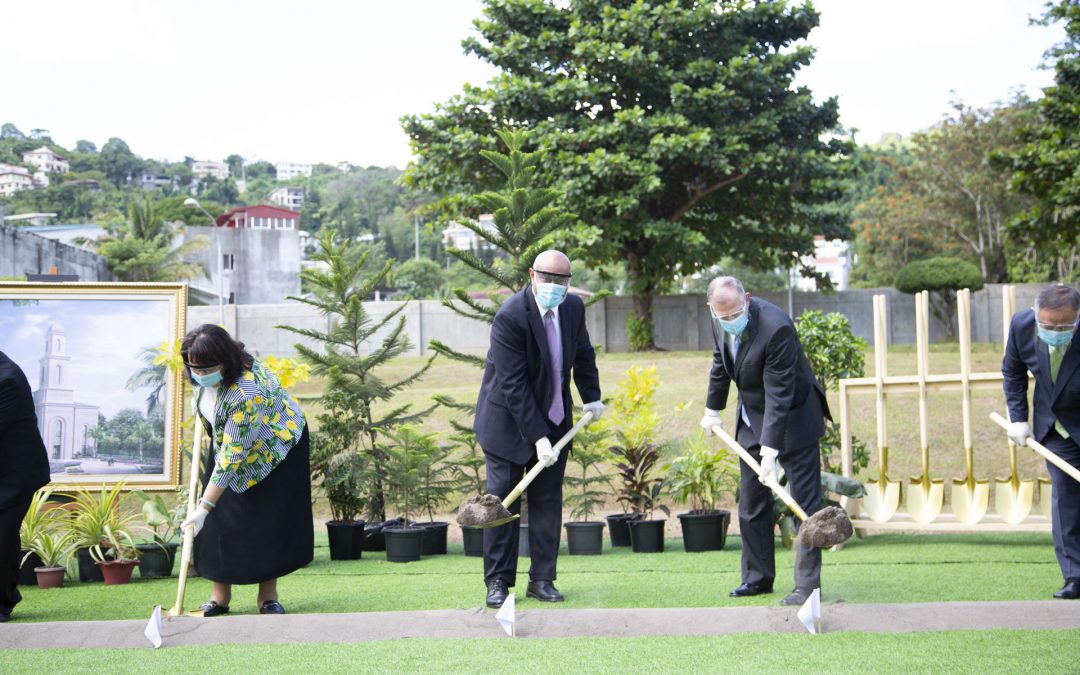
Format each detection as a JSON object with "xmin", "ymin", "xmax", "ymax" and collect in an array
[{"xmin": 214, "ymin": 204, "xmax": 300, "ymax": 230}]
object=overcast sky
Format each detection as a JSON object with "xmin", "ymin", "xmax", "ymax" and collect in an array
[{"xmin": 2, "ymin": 0, "xmax": 1065, "ymax": 169}]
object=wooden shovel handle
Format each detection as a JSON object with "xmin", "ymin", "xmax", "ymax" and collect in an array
[
  {"xmin": 710, "ymin": 424, "xmax": 810, "ymax": 522},
  {"xmin": 990, "ymin": 412, "xmax": 1080, "ymax": 485},
  {"xmin": 171, "ymin": 409, "xmax": 205, "ymax": 616},
  {"xmin": 501, "ymin": 410, "xmax": 595, "ymax": 509}
]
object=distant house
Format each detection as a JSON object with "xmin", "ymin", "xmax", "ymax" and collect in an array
[
  {"xmin": 215, "ymin": 204, "xmax": 300, "ymax": 230},
  {"xmin": 269, "ymin": 186, "xmax": 304, "ymax": 211},
  {"xmin": 442, "ymin": 214, "xmax": 496, "ymax": 251},
  {"xmin": 191, "ymin": 160, "xmax": 230, "ymax": 180},
  {"xmin": 0, "ymin": 164, "xmax": 35, "ymax": 197},
  {"xmin": 22, "ymin": 146, "xmax": 69, "ymax": 174},
  {"xmin": 274, "ymin": 162, "xmax": 311, "ymax": 180},
  {"xmin": 793, "ymin": 237, "xmax": 853, "ymax": 292},
  {"xmin": 136, "ymin": 171, "xmax": 175, "ymax": 191}
]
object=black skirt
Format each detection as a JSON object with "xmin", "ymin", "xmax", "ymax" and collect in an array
[{"xmin": 194, "ymin": 426, "xmax": 313, "ymax": 585}]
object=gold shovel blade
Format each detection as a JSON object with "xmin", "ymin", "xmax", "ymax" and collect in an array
[
  {"xmin": 994, "ymin": 480, "xmax": 1035, "ymax": 524},
  {"xmin": 863, "ymin": 480, "xmax": 901, "ymax": 523},
  {"xmin": 906, "ymin": 479, "xmax": 944, "ymax": 524},
  {"xmin": 950, "ymin": 479, "xmax": 990, "ymax": 524},
  {"xmin": 471, "ymin": 514, "xmax": 521, "ymax": 529}
]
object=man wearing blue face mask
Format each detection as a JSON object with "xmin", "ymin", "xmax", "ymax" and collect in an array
[
  {"xmin": 1003, "ymin": 283, "xmax": 1080, "ymax": 600},
  {"xmin": 474, "ymin": 249, "xmax": 603, "ymax": 609},
  {"xmin": 698, "ymin": 276, "xmax": 830, "ymax": 607}
]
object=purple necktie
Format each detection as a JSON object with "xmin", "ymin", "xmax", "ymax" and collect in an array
[{"xmin": 544, "ymin": 310, "xmax": 564, "ymax": 425}]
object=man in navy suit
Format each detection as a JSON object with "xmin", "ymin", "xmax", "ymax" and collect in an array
[
  {"xmin": 1003, "ymin": 283, "xmax": 1080, "ymax": 600},
  {"xmin": 698, "ymin": 277, "xmax": 830, "ymax": 607},
  {"xmin": 0, "ymin": 352, "xmax": 51, "ymax": 622},
  {"xmin": 474, "ymin": 250, "xmax": 603, "ymax": 608}
]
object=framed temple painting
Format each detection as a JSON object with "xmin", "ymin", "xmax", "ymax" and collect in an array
[{"xmin": 0, "ymin": 282, "xmax": 187, "ymax": 490}]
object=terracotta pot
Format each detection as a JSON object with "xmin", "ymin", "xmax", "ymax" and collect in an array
[
  {"xmin": 95, "ymin": 559, "xmax": 138, "ymax": 585},
  {"xmin": 34, "ymin": 565, "xmax": 66, "ymax": 589}
]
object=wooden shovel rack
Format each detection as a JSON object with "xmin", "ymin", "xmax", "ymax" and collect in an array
[{"xmin": 837, "ymin": 287, "xmax": 1051, "ymax": 533}]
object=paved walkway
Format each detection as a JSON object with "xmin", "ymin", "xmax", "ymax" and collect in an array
[{"xmin": 3, "ymin": 601, "xmax": 1079, "ymax": 649}]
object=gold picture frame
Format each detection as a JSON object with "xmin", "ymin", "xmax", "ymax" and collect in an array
[{"xmin": 0, "ymin": 282, "xmax": 186, "ymax": 490}]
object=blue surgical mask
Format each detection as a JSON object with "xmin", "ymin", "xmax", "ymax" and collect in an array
[
  {"xmin": 718, "ymin": 313, "xmax": 749, "ymax": 337},
  {"xmin": 535, "ymin": 282, "xmax": 567, "ymax": 310},
  {"xmin": 1038, "ymin": 327, "xmax": 1074, "ymax": 348},
  {"xmin": 192, "ymin": 369, "xmax": 224, "ymax": 388}
]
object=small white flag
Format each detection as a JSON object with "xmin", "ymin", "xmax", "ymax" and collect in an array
[
  {"xmin": 796, "ymin": 588, "xmax": 822, "ymax": 635},
  {"xmin": 145, "ymin": 605, "xmax": 163, "ymax": 648},
  {"xmin": 495, "ymin": 593, "xmax": 516, "ymax": 637}
]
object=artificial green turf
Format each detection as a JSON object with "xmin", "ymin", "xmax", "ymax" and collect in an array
[
  {"xmin": 6, "ymin": 630, "xmax": 1079, "ymax": 673},
  {"xmin": 13, "ymin": 532, "xmax": 1062, "ymax": 623}
]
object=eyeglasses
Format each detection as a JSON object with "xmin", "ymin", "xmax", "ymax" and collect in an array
[
  {"xmin": 1038, "ymin": 323, "xmax": 1077, "ymax": 333},
  {"xmin": 709, "ymin": 304, "xmax": 746, "ymax": 323},
  {"xmin": 184, "ymin": 362, "xmax": 221, "ymax": 376},
  {"xmin": 533, "ymin": 268, "xmax": 572, "ymax": 287}
]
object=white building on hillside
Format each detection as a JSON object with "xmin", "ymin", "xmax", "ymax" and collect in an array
[
  {"xmin": 191, "ymin": 160, "xmax": 230, "ymax": 180},
  {"xmin": 443, "ymin": 214, "xmax": 496, "ymax": 251},
  {"xmin": 0, "ymin": 164, "xmax": 35, "ymax": 196},
  {"xmin": 270, "ymin": 186, "xmax": 304, "ymax": 211},
  {"xmin": 793, "ymin": 237, "xmax": 852, "ymax": 292},
  {"xmin": 22, "ymin": 146, "xmax": 69, "ymax": 174},
  {"xmin": 274, "ymin": 162, "xmax": 312, "ymax": 180}
]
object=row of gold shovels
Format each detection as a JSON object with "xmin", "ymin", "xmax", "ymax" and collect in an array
[{"xmin": 861, "ymin": 287, "xmax": 1046, "ymax": 525}]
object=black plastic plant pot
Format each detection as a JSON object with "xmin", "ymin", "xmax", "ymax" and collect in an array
[
  {"xmin": 461, "ymin": 525, "xmax": 484, "ymax": 557},
  {"xmin": 18, "ymin": 550, "xmax": 43, "ymax": 585},
  {"xmin": 518, "ymin": 523, "xmax": 530, "ymax": 557},
  {"xmin": 76, "ymin": 547, "xmax": 104, "ymax": 582},
  {"xmin": 363, "ymin": 524, "xmax": 386, "ymax": 551},
  {"xmin": 628, "ymin": 519, "xmax": 666, "ymax": 553},
  {"xmin": 677, "ymin": 510, "xmax": 731, "ymax": 552},
  {"xmin": 565, "ymin": 521, "xmax": 605, "ymax": 555},
  {"xmin": 326, "ymin": 520, "xmax": 367, "ymax": 561},
  {"xmin": 384, "ymin": 527, "xmax": 424, "ymax": 563},
  {"xmin": 605, "ymin": 513, "xmax": 638, "ymax": 547},
  {"xmin": 420, "ymin": 521, "xmax": 449, "ymax": 556},
  {"xmin": 137, "ymin": 542, "xmax": 179, "ymax": 578}
]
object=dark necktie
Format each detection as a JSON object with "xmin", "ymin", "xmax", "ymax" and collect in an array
[{"xmin": 545, "ymin": 310, "xmax": 564, "ymax": 425}]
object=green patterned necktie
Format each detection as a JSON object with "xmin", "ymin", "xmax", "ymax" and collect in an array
[{"xmin": 1051, "ymin": 344, "xmax": 1070, "ymax": 438}]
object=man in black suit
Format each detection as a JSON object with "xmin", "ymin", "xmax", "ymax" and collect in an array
[
  {"xmin": 1003, "ymin": 284, "xmax": 1080, "ymax": 600},
  {"xmin": 0, "ymin": 351, "xmax": 51, "ymax": 622},
  {"xmin": 474, "ymin": 250, "xmax": 603, "ymax": 608},
  {"xmin": 698, "ymin": 276, "xmax": 830, "ymax": 606}
]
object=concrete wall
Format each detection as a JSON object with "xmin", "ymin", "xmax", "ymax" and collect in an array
[
  {"xmin": 183, "ymin": 226, "xmax": 301, "ymax": 306},
  {"xmin": 0, "ymin": 224, "xmax": 113, "ymax": 280},
  {"xmin": 188, "ymin": 283, "xmax": 1060, "ymax": 359}
]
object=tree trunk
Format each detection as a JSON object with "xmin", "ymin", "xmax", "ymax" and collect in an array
[{"xmin": 625, "ymin": 250, "xmax": 656, "ymax": 351}]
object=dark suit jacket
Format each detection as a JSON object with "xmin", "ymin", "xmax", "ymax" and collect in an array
[
  {"xmin": 474, "ymin": 287, "xmax": 602, "ymax": 464},
  {"xmin": 705, "ymin": 297, "xmax": 830, "ymax": 451},
  {"xmin": 0, "ymin": 351, "xmax": 51, "ymax": 510},
  {"xmin": 1003, "ymin": 308, "xmax": 1080, "ymax": 442}
]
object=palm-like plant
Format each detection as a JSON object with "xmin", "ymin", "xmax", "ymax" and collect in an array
[
  {"xmin": 69, "ymin": 482, "xmax": 138, "ymax": 549},
  {"xmin": 664, "ymin": 430, "xmax": 739, "ymax": 513},
  {"xmin": 20, "ymin": 488, "xmax": 62, "ymax": 550},
  {"xmin": 23, "ymin": 529, "xmax": 78, "ymax": 569}
]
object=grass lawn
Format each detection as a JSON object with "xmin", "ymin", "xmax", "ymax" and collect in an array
[
  {"xmin": 14, "ymin": 531, "xmax": 1062, "ymax": 623},
  {"xmin": 6, "ymin": 630, "xmax": 1080, "ymax": 673}
]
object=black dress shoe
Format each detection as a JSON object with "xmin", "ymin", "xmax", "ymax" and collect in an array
[
  {"xmin": 526, "ymin": 580, "xmax": 564, "ymax": 602},
  {"xmin": 780, "ymin": 588, "xmax": 813, "ymax": 606},
  {"xmin": 260, "ymin": 600, "xmax": 286, "ymax": 614},
  {"xmin": 729, "ymin": 582, "xmax": 773, "ymax": 597},
  {"xmin": 0, "ymin": 612, "xmax": 11, "ymax": 623},
  {"xmin": 486, "ymin": 579, "xmax": 509, "ymax": 608},
  {"xmin": 1054, "ymin": 578, "xmax": 1080, "ymax": 599},
  {"xmin": 200, "ymin": 600, "xmax": 230, "ymax": 617}
]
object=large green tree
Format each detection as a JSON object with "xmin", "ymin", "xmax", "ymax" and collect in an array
[
  {"xmin": 404, "ymin": 0, "xmax": 848, "ymax": 349},
  {"xmin": 1001, "ymin": 0, "xmax": 1080, "ymax": 279},
  {"xmin": 88, "ymin": 197, "xmax": 208, "ymax": 282}
]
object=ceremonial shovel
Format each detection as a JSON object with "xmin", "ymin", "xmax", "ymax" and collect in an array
[
  {"xmin": 907, "ymin": 291, "xmax": 944, "ymax": 524},
  {"xmin": 709, "ymin": 425, "xmax": 853, "ymax": 547},
  {"xmin": 993, "ymin": 285, "xmax": 1035, "ymax": 523},
  {"xmin": 863, "ymin": 294, "xmax": 901, "ymax": 522},
  {"xmin": 457, "ymin": 411, "xmax": 595, "ymax": 528},
  {"xmin": 951, "ymin": 289, "xmax": 989, "ymax": 524},
  {"xmin": 990, "ymin": 412, "xmax": 1080, "ymax": 486},
  {"xmin": 167, "ymin": 415, "xmax": 206, "ymax": 618}
]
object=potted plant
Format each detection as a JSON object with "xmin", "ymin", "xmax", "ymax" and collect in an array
[
  {"xmin": 132, "ymin": 490, "xmax": 183, "ymax": 577},
  {"xmin": 605, "ymin": 366, "xmax": 668, "ymax": 552},
  {"xmin": 413, "ymin": 434, "xmax": 457, "ymax": 556},
  {"xmin": 439, "ymin": 396, "xmax": 487, "ymax": 557},
  {"xmin": 69, "ymin": 482, "xmax": 137, "ymax": 582},
  {"xmin": 89, "ymin": 524, "xmax": 141, "ymax": 585},
  {"xmin": 23, "ymin": 528, "xmax": 77, "ymax": 589},
  {"xmin": 382, "ymin": 425, "xmax": 428, "ymax": 563},
  {"xmin": 19, "ymin": 488, "xmax": 62, "ymax": 585},
  {"xmin": 310, "ymin": 412, "xmax": 371, "ymax": 561},
  {"xmin": 564, "ymin": 422, "xmax": 612, "ymax": 555},
  {"xmin": 664, "ymin": 430, "xmax": 738, "ymax": 552}
]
